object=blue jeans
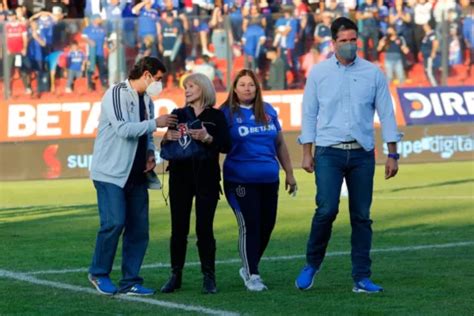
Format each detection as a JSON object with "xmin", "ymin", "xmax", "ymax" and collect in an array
[
  {"xmin": 306, "ymin": 147, "xmax": 375, "ymax": 282},
  {"xmin": 89, "ymin": 180, "xmax": 149, "ymax": 291},
  {"xmin": 384, "ymin": 53, "xmax": 405, "ymax": 83},
  {"xmin": 87, "ymin": 54, "xmax": 107, "ymax": 89}
]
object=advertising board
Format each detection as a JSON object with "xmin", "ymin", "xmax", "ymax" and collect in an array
[{"xmin": 397, "ymin": 86, "xmax": 474, "ymax": 125}]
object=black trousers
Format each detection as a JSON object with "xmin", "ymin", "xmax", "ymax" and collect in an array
[
  {"xmin": 224, "ymin": 181, "xmax": 279, "ymax": 275},
  {"xmin": 413, "ymin": 24, "xmax": 425, "ymax": 63},
  {"xmin": 7, "ymin": 54, "xmax": 31, "ymax": 91},
  {"xmin": 168, "ymin": 166, "xmax": 219, "ymax": 275}
]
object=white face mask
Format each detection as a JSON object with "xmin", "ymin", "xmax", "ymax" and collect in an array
[{"xmin": 145, "ymin": 77, "xmax": 163, "ymax": 97}]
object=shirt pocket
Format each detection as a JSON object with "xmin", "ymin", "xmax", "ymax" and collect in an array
[{"xmin": 349, "ymin": 77, "xmax": 375, "ymax": 109}]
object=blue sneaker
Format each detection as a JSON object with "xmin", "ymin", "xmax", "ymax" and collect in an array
[
  {"xmin": 88, "ymin": 274, "xmax": 118, "ymax": 295},
  {"xmin": 352, "ymin": 278, "xmax": 384, "ymax": 293},
  {"xmin": 121, "ymin": 284, "xmax": 156, "ymax": 296},
  {"xmin": 295, "ymin": 265, "xmax": 319, "ymax": 290}
]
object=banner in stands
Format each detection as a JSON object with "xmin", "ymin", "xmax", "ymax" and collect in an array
[
  {"xmin": 1, "ymin": 124, "xmax": 472, "ymax": 181},
  {"xmin": 0, "ymin": 88, "xmax": 406, "ymax": 142},
  {"xmin": 397, "ymin": 86, "xmax": 474, "ymax": 125}
]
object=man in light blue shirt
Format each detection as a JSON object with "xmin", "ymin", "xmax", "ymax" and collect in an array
[{"xmin": 295, "ymin": 17, "xmax": 402, "ymax": 294}]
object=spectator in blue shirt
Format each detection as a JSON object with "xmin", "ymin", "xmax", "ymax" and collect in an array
[
  {"xmin": 30, "ymin": 11, "xmax": 55, "ymax": 49},
  {"xmin": 221, "ymin": 69, "xmax": 297, "ymax": 292},
  {"xmin": 377, "ymin": 25, "xmax": 409, "ymax": 84},
  {"xmin": 82, "ymin": 14, "xmax": 108, "ymax": 91},
  {"xmin": 0, "ymin": 2, "xmax": 8, "ymax": 22},
  {"xmin": 324, "ymin": 0, "xmax": 347, "ymax": 19},
  {"xmin": 27, "ymin": 20, "xmax": 48, "ymax": 96},
  {"xmin": 356, "ymin": 0, "xmax": 380, "ymax": 61},
  {"xmin": 242, "ymin": 23, "xmax": 265, "ymax": 71},
  {"xmin": 420, "ymin": 21, "xmax": 441, "ymax": 86},
  {"xmin": 274, "ymin": 7, "xmax": 300, "ymax": 82},
  {"xmin": 189, "ymin": 0, "xmax": 214, "ymax": 57},
  {"xmin": 132, "ymin": 0, "xmax": 161, "ymax": 58},
  {"xmin": 313, "ymin": 12, "xmax": 333, "ymax": 59},
  {"xmin": 295, "ymin": 17, "xmax": 402, "ymax": 294},
  {"xmin": 388, "ymin": 0, "xmax": 415, "ymax": 69},
  {"xmin": 29, "ymin": 10, "xmax": 59, "ymax": 92},
  {"xmin": 65, "ymin": 41, "xmax": 86, "ymax": 93},
  {"xmin": 103, "ymin": 0, "xmax": 127, "ymax": 34},
  {"xmin": 159, "ymin": 12, "xmax": 182, "ymax": 86},
  {"xmin": 228, "ymin": 1, "xmax": 243, "ymax": 44},
  {"xmin": 242, "ymin": 3, "xmax": 266, "ymax": 71}
]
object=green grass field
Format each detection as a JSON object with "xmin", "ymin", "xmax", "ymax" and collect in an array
[{"xmin": 1, "ymin": 161, "xmax": 473, "ymax": 315}]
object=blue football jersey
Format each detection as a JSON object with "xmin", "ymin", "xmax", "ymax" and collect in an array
[{"xmin": 222, "ymin": 103, "xmax": 281, "ymax": 183}]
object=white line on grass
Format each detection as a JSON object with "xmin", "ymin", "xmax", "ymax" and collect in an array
[
  {"xmin": 25, "ymin": 240, "xmax": 474, "ymax": 276},
  {"xmin": 0, "ymin": 269, "xmax": 239, "ymax": 316},
  {"xmin": 294, "ymin": 196, "xmax": 474, "ymax": 200},
  {"xmin": 373, "ymin": 196, "xmax": 473, "ymax": 200}
]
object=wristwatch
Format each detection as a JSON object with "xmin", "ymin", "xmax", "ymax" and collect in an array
[{"xmin": 388, "ymin": 153, "xmax": 400, "ymax": 160}]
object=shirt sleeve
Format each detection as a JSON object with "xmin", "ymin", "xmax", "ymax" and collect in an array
[
  {"xmin": 298, "ymin": 66, "xmax": 319, "ymax": 144},
  {"xmin": 212, "ymin": 110, "xmax": 232, "ymax": 154},
  {"xmin": 374, "ymin": 69, "xmax": 403, "ymax": 143},
  {"xmin": 101, "ymin": 85, "xmax": 157, "ymax": 139}
]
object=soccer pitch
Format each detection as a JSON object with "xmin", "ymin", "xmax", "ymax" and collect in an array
[{"xmin": 1, "ymin": 161, "xmax": 473, "ymax": 315}]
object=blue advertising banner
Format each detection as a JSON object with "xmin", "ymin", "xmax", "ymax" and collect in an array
[{"xmin": 397, "ymin": 86, "xmax": 474, "ymax": 125}]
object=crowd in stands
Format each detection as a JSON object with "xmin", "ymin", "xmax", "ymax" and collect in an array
[{"xmin": 0, "ymin": 0, "xmax": 472, "ymax": 97}]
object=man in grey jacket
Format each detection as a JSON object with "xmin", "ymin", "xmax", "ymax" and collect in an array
[{"xmin": 88, "ymin": 56, "xmax": 177, "ymax": 296}]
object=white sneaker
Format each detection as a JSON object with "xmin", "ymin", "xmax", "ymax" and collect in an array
[
  {"xmin": 65, "ymin": 87, "xmax": 72, "ymax": 93},
  {"xmin": 244, "ymin": 274, "xmax": 268, "ymax": 292},
  {"xmin": 202, "ymin": 49, "xmax": 215, "ymax": 58},
  {"xmin": 239, "ymin": 267, "xmax": 249, "ymax": 283}
]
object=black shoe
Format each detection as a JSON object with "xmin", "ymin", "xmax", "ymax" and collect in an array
[
  {"xmin": 202, "ymin": 274, "xmax": 217, "ymax": 294},
  {"xmin": 160, "ymin": 273, "xmax": 182, "ymax": 293}
]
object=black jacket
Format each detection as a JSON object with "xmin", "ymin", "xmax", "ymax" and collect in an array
[{"xmin": 164, "ymin": 106, "xmax": 231, "ymax": 190}]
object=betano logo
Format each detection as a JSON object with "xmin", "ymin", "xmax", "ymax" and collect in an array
[
  {"xmin": 398, "ymin": 87, "xmax": 474, "ymax": 125},
  {"xmin": 2, "ymin": 90, "xmax": 403, "ymax": 142},
  {"xmin": 4, "ymin": 101, "xmax": 176, "ymax": 141},
  {"xmin": 8, "ymin": 102, "xmax": 102, "ymax": 138}
]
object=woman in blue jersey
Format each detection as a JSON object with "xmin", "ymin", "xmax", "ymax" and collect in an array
[{"xmin": 221, "ymin": 69, "xmax": 297, "ymax": 292}]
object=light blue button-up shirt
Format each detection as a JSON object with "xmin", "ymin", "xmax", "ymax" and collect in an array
[{"xmin": 299, "ymin": 55, "xmax": 403, "ymax": 151}]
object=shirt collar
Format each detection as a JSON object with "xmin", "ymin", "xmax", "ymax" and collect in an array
[{"xmin": 332, "ymin": 54, "xmax": 358, "ymax": 68}]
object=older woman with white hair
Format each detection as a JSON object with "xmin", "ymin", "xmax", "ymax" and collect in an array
[{"xmin": 160, "ymin": 73, "xmax": 231, "ymax": 294}]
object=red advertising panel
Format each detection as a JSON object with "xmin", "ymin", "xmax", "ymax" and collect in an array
[{"xmin": 0, "ymin": 88, "xmax": 406, "ymax": 143}]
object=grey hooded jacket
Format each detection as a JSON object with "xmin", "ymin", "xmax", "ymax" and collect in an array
[{"xmin": 90, "ymin": 80, "xmax": 157, "ymax": 188}]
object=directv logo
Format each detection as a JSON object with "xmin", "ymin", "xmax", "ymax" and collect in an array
[{"xmin": 398, "ymin": 87, "xmax": 474, "ymax": 125}]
